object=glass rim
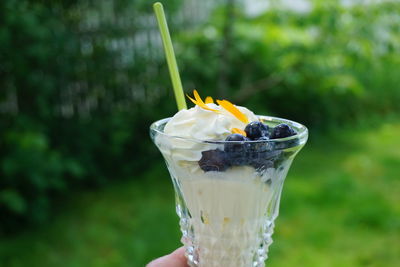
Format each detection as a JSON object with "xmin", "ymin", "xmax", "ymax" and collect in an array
[{"xmin": 150, "ymin": 115, "xmax": 308, "ymax": 144}]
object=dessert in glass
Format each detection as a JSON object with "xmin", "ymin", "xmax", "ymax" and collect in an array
[{"xmin": 150, "ymin": 91, "xmax": 308, "ymax": 267}]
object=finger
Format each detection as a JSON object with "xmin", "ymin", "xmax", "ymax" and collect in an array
[{"xmin": 147, "ymin": 247, "xmax": 188, "ymax": 267}]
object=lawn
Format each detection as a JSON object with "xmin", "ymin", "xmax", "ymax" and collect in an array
[{"xmin": 0, "ymin": 123, "xmax": 399, "ymax": 267}]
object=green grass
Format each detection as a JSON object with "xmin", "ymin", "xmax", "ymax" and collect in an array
[{"xmin": 1, "ymin": 123, "xmax": 399, "ymax": 267}]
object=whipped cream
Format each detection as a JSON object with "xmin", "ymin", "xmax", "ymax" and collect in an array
[
  {"xmin": 165, "ymin": 104, "xmax": 258, "ymax": 140},
  {"xmin": 156, "ymin": 104, "xmax": 258, "ymax": 162}
]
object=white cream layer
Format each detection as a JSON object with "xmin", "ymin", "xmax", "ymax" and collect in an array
[
  {"xmin": 165, "ymin": 104, "xmax": 258, "ymax": 141},
  {"xmin": 170, "ymin": 164, "xmax": 275, "ymax": 267}
]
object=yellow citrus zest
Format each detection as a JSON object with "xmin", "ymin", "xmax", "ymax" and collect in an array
[
  {"xmin": 216, "ymin": 99, "xmax": 249, "ymax": 124},
  {"xmin": 187, "ymin": 90, "xmax": 219, "ymax": 112},
  {"xmin": 231, "ymin": 128, "xmax": 247, "ymax": 136},
  {"xmin": 205, "ymin": 96, "xmax": 214, "ymax": 104}
]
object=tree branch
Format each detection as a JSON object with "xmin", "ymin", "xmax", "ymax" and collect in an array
[{"xmin": 232, "ymin": 73, "xmax": 282, "ymax": 103}]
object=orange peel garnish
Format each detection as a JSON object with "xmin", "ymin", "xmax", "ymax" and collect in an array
[
  {"xmin": 216, "ymin": 99, "xmax": 249, "ymax": 124},
  {"xmin": 231, "ymin": 128, "xmax": 247, "ymax": 136},
  {"xmin": 205, "ymin": 96, "xmax": 214, "ymax": 104},
  {"xmin": 187, "ymin": 90, "xmax": 219, "ymax": 112}
]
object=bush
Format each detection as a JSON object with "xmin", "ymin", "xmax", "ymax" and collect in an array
[
  {"xmin": 0, "ymin": 0, "xmax": 176, "ymax": 233},
  {"xmin": 176, "ymin": 1, "xmax": 400, "ymax": 128}
]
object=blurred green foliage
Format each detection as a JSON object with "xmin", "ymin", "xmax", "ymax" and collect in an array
[
  {"xmin": 177, "ymin": 1, "xmax": 400, "ymax": 128},
  {"xmin": 0, "ymin": 0, "xmax": 399, "ymax": 233},
  {"xmin": 0, "ymin": 0, "xmax": 176, "ymax": 232}
]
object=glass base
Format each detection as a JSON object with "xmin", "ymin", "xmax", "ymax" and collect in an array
[
  {"xmin": 170, "ymin": 163, "xmax": 290, "ymax": 267},
  {"xmin": 180, "ymin": 215, "xmax": 276, "ymax": 267}
]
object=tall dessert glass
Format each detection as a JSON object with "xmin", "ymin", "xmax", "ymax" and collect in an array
[{"xmin": 150, "ymin": 115, "xmax": 308, "ymax": 267}]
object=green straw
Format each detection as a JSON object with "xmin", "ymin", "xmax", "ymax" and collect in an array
[{"xmin": 153, "ymin": 2, "xmax": 187, "ymax": 110}]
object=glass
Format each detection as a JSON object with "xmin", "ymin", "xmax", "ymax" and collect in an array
[{"xmin": 150, "ymin": 115, "xmax": 308, "ymax": 267}]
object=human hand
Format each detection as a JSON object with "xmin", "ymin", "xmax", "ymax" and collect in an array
[{"xmin": 146, "ymin": 247, "xmax": 189, "ymax": 267}]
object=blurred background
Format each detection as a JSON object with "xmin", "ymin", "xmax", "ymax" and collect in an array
[{"xmin": 0, "ymin": 0, "xmax": 399, "ymax": 266}]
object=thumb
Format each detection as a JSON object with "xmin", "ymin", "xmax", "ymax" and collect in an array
[{"xmin": 147, "ymin": 247, "xmax": 188, "ymax": 267}]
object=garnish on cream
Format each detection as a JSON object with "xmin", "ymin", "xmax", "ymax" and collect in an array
[
  {"xmin": 216, "ymin": 99, "xmax": 249, "ymax": 124},
  {"xmin": 232, "ymin": 128, "xmax": 247, "ymax": 136},
  {"xmin": 163, "ymin": 90, "xmax": 258, "ymax": 146},
  {"xmin": 187, "ymin": 90, "xmax": 219, "ymax": 112},
  {"xmin": 185, "ymin": 90, "xmax": 253, "ymax": 135},
  {"xmin": 205, "ymin": 96, "xmax": 214, "ymax": 104}
]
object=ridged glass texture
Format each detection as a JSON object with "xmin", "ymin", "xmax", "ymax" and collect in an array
[{"xmin": 150, "ymin": 116, "xmax": 308, "ymax": 267}]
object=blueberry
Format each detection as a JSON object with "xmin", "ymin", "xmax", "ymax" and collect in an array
[
  {"xmin": 248, "ymin": 136, "xmax": 271, "ymax": 156},
  {"xmin": 248, "ymin": 136, "xmax": 272, "ymax": 154},
  {"xmin": 270, "ymin": 123, "xmax": 296, "ymax": 139},
  {"xmin": 244, "ymin": 121, "xmax": 269, "ymax": 140},
  {"xmin": 224, "ymin": 134, "xmax": 249, "ymax": 153},
  {"xmin": 198, "ymin": 149, "xmax": 229, "ymax": 172},
  {"xmin": 224, "ymin": 134, "xmax": 250, "ymax": 166},
  {"xmin": 248, "ymin": 136, "xmax": 278, "ymax": 170},
  {"xmin": 254, "ymin": 150, "xmax": 282, "ymax": 171},
  {"xmin": 264, "ymin": 150, "xmax": 283, "ymax": 160}
]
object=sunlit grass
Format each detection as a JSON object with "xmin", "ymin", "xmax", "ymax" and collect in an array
[{"xmin": 0, "ymin": 123, "xmax": 399, "ymax": 267}]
